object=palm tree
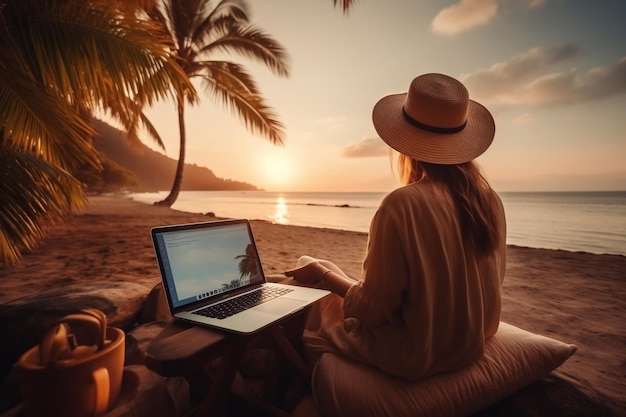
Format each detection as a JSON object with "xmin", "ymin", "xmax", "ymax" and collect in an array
[
  {"xmin": 147, "ymin": 0, "xmax": 290, "ymax": 207},
  {"xmin": 235, "ymin": 243, "xmax": 261, "ymax": 285},
  {"xmin": 0, "ymin": 0, "xmax": 193, "ymax": 264}
]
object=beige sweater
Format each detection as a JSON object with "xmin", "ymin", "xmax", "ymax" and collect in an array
[{"xmin": 303, "ymin": 181, "xmax": 507, "ymax": 380}]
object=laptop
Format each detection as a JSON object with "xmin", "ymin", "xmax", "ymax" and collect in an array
[{"xmin": 150, "ymin": 219, "xmax": 329, "ymax": 334}]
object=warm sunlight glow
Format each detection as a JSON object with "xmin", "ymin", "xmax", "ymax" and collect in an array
[
  {"xmin": 269, "ymin": 196, "xmax": 289, "ymax": 225},
  {"xmin": 260, "ymin": 154, "xmax": 295, "ymax": 191}
]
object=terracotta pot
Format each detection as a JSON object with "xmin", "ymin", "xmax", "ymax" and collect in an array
[{"xmin": 14, "ymin": 327, "xmax": 125, "ymax": 417}]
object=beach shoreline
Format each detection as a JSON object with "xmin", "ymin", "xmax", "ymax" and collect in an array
[{"xmin": 1, "ymin": 195, "xmax": 624, "ymax": 414}]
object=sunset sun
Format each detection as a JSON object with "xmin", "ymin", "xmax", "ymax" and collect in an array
[{"xmin": 260, "ymin": 154, "xmax": 295, "ymax": 190}]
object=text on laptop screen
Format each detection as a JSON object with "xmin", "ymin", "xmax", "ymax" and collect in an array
[{"xmin": 153, "ymin": 222, "xmax": 264, "ymax": 308}]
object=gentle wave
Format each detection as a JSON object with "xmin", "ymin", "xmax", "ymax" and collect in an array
[{"xmin": 301, "ymin": 203, "xmax": 363, "ymax": 208}]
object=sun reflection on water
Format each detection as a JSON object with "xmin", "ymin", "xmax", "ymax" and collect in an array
[{"xmin": 270, "ymin": 196, "xmax": 289, "ymax": 225}]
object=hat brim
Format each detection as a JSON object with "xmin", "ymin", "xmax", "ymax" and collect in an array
[{"xmin": 372, "ymin": 93, "xmax": 495, "ymax": 164}]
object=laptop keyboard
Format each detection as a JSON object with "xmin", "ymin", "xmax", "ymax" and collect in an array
[{"xmin": 194, "ymin": 286, "xmax": 294, "ymax": 320}]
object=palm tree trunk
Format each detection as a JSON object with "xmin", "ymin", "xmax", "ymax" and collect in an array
[{"xmin": 155, "ymin": 100, "xmax": 186, "ymax": 207}]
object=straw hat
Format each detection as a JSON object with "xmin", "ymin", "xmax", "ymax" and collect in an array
[{"xmin": 372, "ymin": 73, "xmax": 495, "ymax": 164}]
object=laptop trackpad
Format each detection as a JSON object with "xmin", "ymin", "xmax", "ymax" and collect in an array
[{"xmin": 254, "ymin": 297, "xmax": 306, "ymax": 316}]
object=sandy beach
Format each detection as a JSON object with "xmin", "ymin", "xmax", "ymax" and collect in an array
[{"xmin": 1, "ymin": 195, "xmax": 624, "ymax": 415}]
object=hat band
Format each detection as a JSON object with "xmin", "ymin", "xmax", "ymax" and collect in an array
[{"xmin": 402, "ymin": 107, "xmax": 466, "ymax": 134}]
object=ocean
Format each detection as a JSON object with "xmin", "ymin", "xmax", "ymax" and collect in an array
[{"xmin": 129, "ymin": 190, "xmax": 626, "ymax": 256}]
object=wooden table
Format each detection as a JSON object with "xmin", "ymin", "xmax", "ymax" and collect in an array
[{"xmin": 144, "ymin": 308, "xmax": 311, "ymax": 417}]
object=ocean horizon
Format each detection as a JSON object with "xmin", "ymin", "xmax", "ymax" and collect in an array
[{"xmin": 129, "ymin": 190, "xmax": 626, "ymax": 257}]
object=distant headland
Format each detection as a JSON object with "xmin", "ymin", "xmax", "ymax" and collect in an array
[{"xmin": 92, "ymin": 119, "xmax": 260, "ymax": 192}]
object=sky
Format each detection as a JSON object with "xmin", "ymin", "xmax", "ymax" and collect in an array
[{"xmin": 142, "ymin": 0, "xmax": 626, "ymax": 193}]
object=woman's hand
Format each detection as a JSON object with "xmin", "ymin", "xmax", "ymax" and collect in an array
[
  {"xmin": 285, "ymin": 255, "xmax": 355, "ymax": 297},
  {"xmin": 284, "ymin": 256, "xmax": 327, "ymax": 286}
]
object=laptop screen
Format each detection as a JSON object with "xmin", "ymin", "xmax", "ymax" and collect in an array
[{"xmin": 151, "ymin": 220, "xmax": 265, "ymax": 309}]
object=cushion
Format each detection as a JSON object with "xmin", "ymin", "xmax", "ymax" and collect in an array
[{"xmin": 311, "ymin": 322, "xmax": 576, "ymax": 417}]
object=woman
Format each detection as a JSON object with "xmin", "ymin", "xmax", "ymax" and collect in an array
[{"xmin": 285, "ymin": 73, "xmax": 507, "ymax": 380}]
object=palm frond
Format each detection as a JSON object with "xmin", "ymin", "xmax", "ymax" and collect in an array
[
  {"xmin": 0, "ymin": 48, "xmax": 99, "ymax": 170},
  {"xmin": 139, "ymin": 111, "xmax": 167, "ymax": 150},
  {"xmin": 193, "ymin": 0, "xmax": 250, "ymax": 43},
  {"xmin": 0, "ymin": 147, "xmax": 87, "ymax": 265},
  {"xmin": 1, "ymin": 0, "xmax": 194, "ymax": 162},
  {"xmin": 163, "ymin": 0, "xmax": 206, "ymax": 51},
  {"xmin": 332, "ymin": 0, "xmax": 356, "ymax": 13},
  {"xmin": 200, "ymin": 61, "xmax": 285, "ymax": 145},
  {"xmin": 198, "ymin": 20, "xmax": 290, "ymax": 78},
  {"xmin": 3, "ymin": 0, "xmax": 190, "ymax": 112}
]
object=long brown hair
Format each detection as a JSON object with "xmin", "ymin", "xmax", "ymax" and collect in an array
[{"xmin": 397, "ymin": 153, "xmax": 501, "ymax": 256}]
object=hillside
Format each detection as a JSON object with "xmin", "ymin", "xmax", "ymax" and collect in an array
[{"xmin": 92, "ymin": 119, "xmax": 259, "ymax": 192}]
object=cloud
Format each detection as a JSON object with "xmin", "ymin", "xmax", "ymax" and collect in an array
[
  {"xmin": 341, "ymin": 137, "xmax": 388, "ymax": 158},
  {"xmin": 431, "ymin": 0, "xmax": 547, "ymax": 36},
  {"xmin": 578, "ymin": 57, "xmax": 626, "ymax": 100},
  {"xmin": 461, "ymin": 45, "xmax": 626, "ymax": 107},
  {"xmin": 431, "ymin": 0, "xmax": 499, "ymax": 36},
  {"xmin": 460, "ymin": 44, "xmax": 581, "ymax": 101}
]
